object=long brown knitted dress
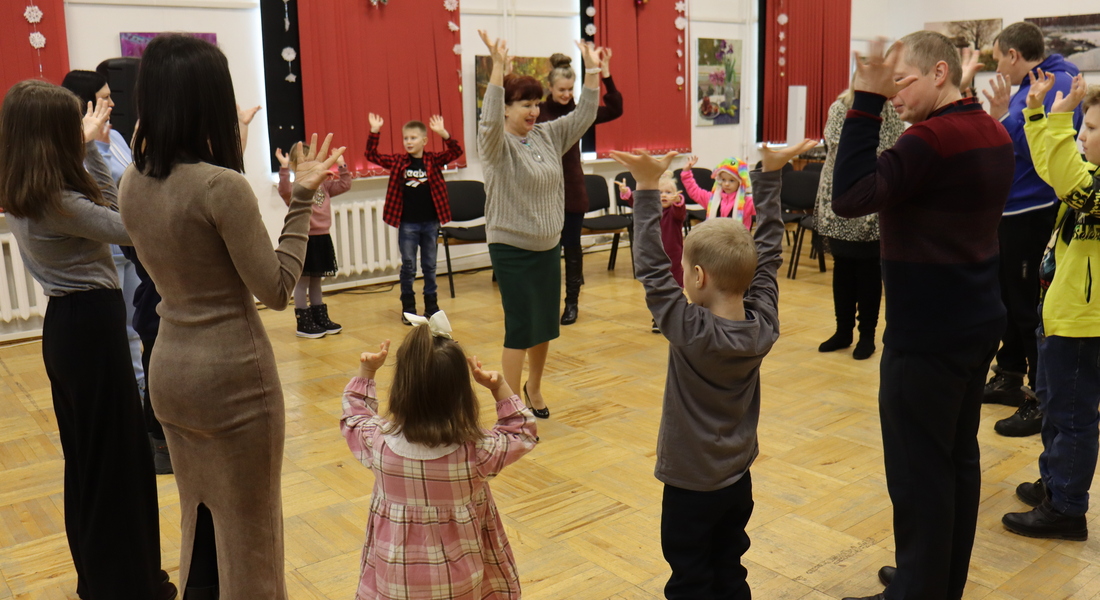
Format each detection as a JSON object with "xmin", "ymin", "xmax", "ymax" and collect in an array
[{"xmin": 119, "ymin": 162, "xmax": 314, "ymax": 599}]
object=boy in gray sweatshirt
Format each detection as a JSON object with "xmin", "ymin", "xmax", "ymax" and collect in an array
[{"xmin": 612, "ymin": 140, "xmax": 816, "ymax": 599}]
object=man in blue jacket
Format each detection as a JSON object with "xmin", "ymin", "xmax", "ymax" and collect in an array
[{"xmin": 982, "ymin": 22, "xmax": 1083, "ymax": 438}]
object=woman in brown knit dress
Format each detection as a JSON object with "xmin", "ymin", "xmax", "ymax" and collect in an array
[{"xmin": 118, "ymin": 35, "xmax": 344, "ymax": 599}]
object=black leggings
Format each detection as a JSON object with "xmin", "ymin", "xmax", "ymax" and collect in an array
[{"xmin": 561, "ymin": 211, "xmax": 584, "ymax": 248}]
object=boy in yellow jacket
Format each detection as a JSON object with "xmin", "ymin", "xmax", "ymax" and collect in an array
[{"xmin": 1002, "ymin": 71, "xmax": 1100, "ymax": 540}]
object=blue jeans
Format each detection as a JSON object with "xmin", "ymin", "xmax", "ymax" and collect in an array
[
  {"xmin": 398, "ymin": 221, "xmax": 440, "ymax": 296},
  {"xmin": 1036, "ymin": 334, "xmax": 1100, "ymax": 517}
]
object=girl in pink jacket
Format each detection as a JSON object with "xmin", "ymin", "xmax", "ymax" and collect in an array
[{"xmin": 681, "ymin": 155, "xmax": 755, "ymax": 229}]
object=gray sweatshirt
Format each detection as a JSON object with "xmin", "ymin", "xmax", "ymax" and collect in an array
[
  {"xmin": 632, "ymin": 170, "xmax": 782, "ymax": 492},
  {"xmin": 478, "ymin": 83, "xmax": 598, "ymax": 251},
  {"xmin": 7, "ymin": 141, "xmax": 130, "ymax": 296}
]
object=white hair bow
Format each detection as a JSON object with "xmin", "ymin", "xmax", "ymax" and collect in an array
[{"xmin": 403, "ymin": 310, "xmax": 454, "ymax": 339}]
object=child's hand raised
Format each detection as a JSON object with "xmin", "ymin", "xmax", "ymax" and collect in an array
[
  {"xmin": 359, "ymin": 340, "xmax": 390, "ymax": 378},
  {"xmin": 293, "ymin": 133, "xmax": 347, "ymax": 191},
  {"xmin": 467, "ymin": 356, "xmax": 503, "ymax": 390},
  {"xmin": 429, "ymin": 115, "xmax": 449, "ymax": 139},
  {"xmin": 1052, "ymin": 74, "xmax": 1087, "ymax": 115},
  {"xmin": 759, "ymin": 139, "xmax": 818, "ymax": 172},
  {"xmin": 609, "ymin": 149, "xmax": 679, "ymax": 190},
  {"xmin": 369, "ymin": 113, "xmax": 384, "ymax": 133},
  {"xmin": 684, "ymin": 155, "xmax": 699, "ymax": 170},
  {"xmin": 82, "ymin": 98, "xmax": 112, "ymax": 144},
  {"xmin": 275, "ymin": 148, "xmax": 290, "ymax": 169}
]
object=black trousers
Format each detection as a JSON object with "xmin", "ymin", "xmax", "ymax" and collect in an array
[
  {"xmin": 661, "ymin": 473, "xmax": 753, "ymax": 600},
  {"xmin": 996, "ymin": 205, "xmax": 1058, "ymax": 385},
  {"xmin": 829, "ymin": 244, "xmax": 882, "ymax": 337},
  {"xmin": 42, "ymin": 289, "xmax": 162, "ymax": 599},
  {"xmin": 879, "ymin": 336, "xmax": 999, "ymax": 600}
]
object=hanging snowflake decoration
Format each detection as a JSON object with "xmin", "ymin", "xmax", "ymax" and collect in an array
[
  {"xmin": 453, "ymin": 44, "xmax": 462, "ymax": 55},
  {"xmin": 675, "ymin": 76, "xmax": 684, "ymax": 86},
  {"xmin": 779, "ymin": 46, "xmax": 786, "ymax": 54},
  {"xmin": 779, "ymin": 31, "xmax": 786, "ymax": 40},
  {"xmin": 444, "ymin": 0, "xmax": 458, "ymax": 11},
  {"xmin": 585, "ymin": 23, "xmax": 597, "ymax": 36},
  {"xmin": 282, "ymin": 47, "xmax": 298, "ymax": 83},
  {"xmin": 286, "ymin": 73, "xmax": 297, "ymax": 83},
  {"xmin": 778, "ymin": 57, "xmax": 786, "ymax": 66},
  {"xmin": 676, "ymin": 49, "xmax": 683, "ymax": 57},
  {"xmin": 24, "ymin": 5, "xmax": 43, "ymax": 23},
  {"xmin": 677, "ymin": 35, "xmax": 683, "ymax": 44},
  {"xmin": 674, "ymin": 1, "xmax": 686, "ymax": 13},
  {"xmin": 29, "ymin": 31, "xmax": 46, "ymax": 49},
  {"xmin": 448, "ymin": 21, "xmax": 459, "ymax": 32},
  {"xmin": 281, "ymin": 47, "xmax": 297, "ymax": 62},
  {"xmin": 674, "ymin": 16, "xmax": 687, "ymax": 30},
  {"xmin": 777, "ymin": 13, "xmax": 789, "ymax": 25},
  {"xmin": 586, "ymin": 6, "xmax": 596, "ymax": 17}
]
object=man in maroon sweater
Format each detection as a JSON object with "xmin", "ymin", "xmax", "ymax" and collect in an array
[{"xmin": 834, "ymin": 33, "xmax": 1013, "ymax": 600}]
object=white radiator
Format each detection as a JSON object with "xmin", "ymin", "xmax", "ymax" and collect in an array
[
  {"xmin": 329, "ymin": 199, "xmax": 402, "ymax": 277},
  {"xmin": 0, "ymin": 232, "xmax": 48, "ymax": 325}
]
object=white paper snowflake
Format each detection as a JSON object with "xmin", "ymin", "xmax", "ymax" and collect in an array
[
  {"xmin": 674, "ymin": 16, "xmax": 687, "ymax": 30},
  {"xmin": 281, "ymin": 46, "xmax": 297, "ymax": 62},
  {"xmin": 778, "ymin": 57, "xmax": 786, "ymax": 66},
  {"xmin": 285, "ymin": 73, "xmax": 297, "ymax": 83},
  {"xmin": 586, "ymin": 5, "xmax": 596, "ymax": 17},
  {"xmin": 674, "ymin": 1, "xmax": 686, "ymax": 13},
  {"xmin": 779, "ymin": 46, "xmax": 786, "ymax": 54},
  {"xmin": 444, "ymin": 0, "xmax": 458, "ymax": 11},
  {"xmin": 779, "ymin": 31, "xmax": 786, "ymax": 40},
  {"xmin": 453, "ymin": 44, "xmax": 462, "ymax": 55},
  {"xmin": 24, "ymin": 5, "xmax": 43, "ymax": 23},
  {"xmin": 585, "ymin": 23, "xmax": 597, "ymax": 36},
  {"xmin": 29, "ymin": 31, "xmax": 45, "ymax": 49},
  {"xmin": 676, "ymin": 49, "xmax": 683, "ymax": 57},
  {"xmin": 675, "ymin": 76, "xmax": 684, "ymax": 86},
  {"xmin": 777, "ymin": 13, "xmax": 788, "ymax": 25},
  {"xmin": 448, "ymin": 21, "xmax": 459, "ymax": 32},
  {"xmin": 677, "ymin": 35, "xmax": 683, "ymax": 44}
]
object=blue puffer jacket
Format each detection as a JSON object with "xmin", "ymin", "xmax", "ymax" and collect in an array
[{"xmin": 1002, "ymin": 54, "xmax": 1083, "ymax": 215}]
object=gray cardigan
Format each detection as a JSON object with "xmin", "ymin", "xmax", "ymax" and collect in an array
[
  {"xmin": 478, "ymin": 83, "xmax": 598, "ymax": 251},
  {"xmin": 632, "ymin": 171, "xmax": 783, "ymax": 492},
  {"xmin": 7, "ymin": 141, "xmax": 130, "ymax": 296}
]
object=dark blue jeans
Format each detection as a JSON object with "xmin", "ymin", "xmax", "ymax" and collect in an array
[
  {"xmin": 1036, "ymin": 334, "xmax": 1100, "ymax": 517},
  {"xmin": 398, "ymin": 221, "xmax": 439, "ymax": 296}
]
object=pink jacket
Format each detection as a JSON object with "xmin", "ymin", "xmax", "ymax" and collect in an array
[
  {"xmin": 278, "ymin": 165, "xmax": 352, "ymax": 236},
  {"xmin": 680, "ymin": 170, "xmax": 755, "ymax": 230}
]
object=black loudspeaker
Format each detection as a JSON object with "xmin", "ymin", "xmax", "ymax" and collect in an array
[{"xmin": 97, "ymin": 57, "xmax": 141, "ymax": 146}]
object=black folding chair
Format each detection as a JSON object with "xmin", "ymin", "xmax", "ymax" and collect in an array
[{"xmin": 440, "ymin": 180, "xmax": 487, "ymax": 298}]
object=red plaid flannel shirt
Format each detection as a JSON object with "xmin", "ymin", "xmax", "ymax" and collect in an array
[{"xmin": 365, "ymin": 132, "xmax": 464, "ymax": 228}]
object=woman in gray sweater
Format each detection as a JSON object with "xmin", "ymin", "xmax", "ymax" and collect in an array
[{"xmin": 477, "ymin": 31, "xmax": 602, "ymax": 417}]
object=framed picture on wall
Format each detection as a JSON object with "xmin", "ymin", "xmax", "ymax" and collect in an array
[
  {"xmin": 924, "ymin": 19, "xmax": 1002, "ymax": 72},
  {"xmin": 1025, "ymin": 14, "xmax": 1100, "ymax": 72},
  {"xmin": 696, "ymin": 38, "xmax": 742, "ymax": 127},
  {"xmin": 120, "ymin": 32, "xmax": 218, "ymax": 57}
]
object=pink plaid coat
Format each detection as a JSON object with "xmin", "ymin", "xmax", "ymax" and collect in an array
[{"xmin": 341, "ymin": 377, "xmax": 538, "ymax": 600}]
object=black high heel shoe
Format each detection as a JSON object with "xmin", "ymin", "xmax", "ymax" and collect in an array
[{"xmin": 523, "ymin": 383, "xmax": 550, "ymax": 419}]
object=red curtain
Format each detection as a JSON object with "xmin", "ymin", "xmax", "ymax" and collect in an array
[
  {"xmin": 0, "ymin": 0, "xmax": 69, "ymax": 94},
  {"xmin": 297, "ymin": 1, "xmax": 465, "ymax": 176},
  {"xmin": 593, "ymin": 0, "xmax": 690, "ymax": 157},
  {"xmin": 762, "ymin": 0, "xmax": 850, "ymax": 143}
]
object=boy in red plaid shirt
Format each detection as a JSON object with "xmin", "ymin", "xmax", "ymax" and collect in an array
[{"xmin": 366, "ymin": 113, "xmax": 464, "ymax": 323}]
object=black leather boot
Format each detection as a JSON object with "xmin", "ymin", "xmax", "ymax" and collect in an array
[
  {"xmin": 560, "ymin": 245, "xmax": 583, "ymax": 325},
  {"xmin": 400, "ymin": 293, "xmax": 417, "ymax": 325},
  {"xmin": 423, "ymin": 293, "xmax": 440, "ymax": 317},
  {"xmin": 983, "ymin": 364, "xmax": 1026, "ymax": 406}
]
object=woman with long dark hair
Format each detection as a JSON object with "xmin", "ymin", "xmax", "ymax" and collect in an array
[
  {"xmin": 119, "ymin": 34, "xmax": 344, "ymax": 599},
  {"xmin": 537, "ymin": 49, "xmax": 622, "ymax": 325},
  {"xmin": 0, "ymin": 81, "xmax": 174, "ymax": 599}
]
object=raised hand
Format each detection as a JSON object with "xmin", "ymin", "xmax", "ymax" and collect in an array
[
  {"xmin": 467, "ymin": 356, "xmax": 504, "ymax": 390},
  {"xmin": 237, "ymin": 104, "xmax": 261, "ymax": 126},
  {"xmin": 853, "ymin": 38, "xmax": 917, "ymax": 98},
  {"xmin": 369, "ymin": 112, "xmax": 384, "ymax": 133},
  {"xmin": 609, "ymin": 150, "xmax": 679, "ymax": 190},
  {"xmin": 601, "ymin": 47, "xmax": 613, "ymax": 77},
  {"xmin": 293, "ymin": 133, "xmax": 347, "ymax": 191},
  {"xmin": 984, "ymin": 73, "xmax": 1012, "ymax": 119},
  {"xmin": 684, "ymin": 155, "xmax": 699, "ymax": 170},
  {"xmin": 275, "ymin": 148, "xmax": 290, "ymax": 169},
  {"xmin": 760, "ymin": 139, "xmax": 818, "ymax": 173},
  {"xmin": 429, "ymin": 115, "xmax": 449, "ymax": 139},
  {"xmin": 959, "ymin": 47, "xmax": 984, "ymax": 94},
  {"xmin": 359, "ymin": 340, "xmax": 391, "ymax": 377},
  {"xmin": 576, "ymin": 40, "xmax": 603, "ymax": 70},
  {"xmin": 82, "ymin": 98, "xmax": 112, "ymax": 144},
  {"xmin": 1051, "ymin": 73, "xmax": 1087, "ymax": 114},
  {"xmin": 479, "ymin": 30, "xmax": 509, "ymax": 65}
]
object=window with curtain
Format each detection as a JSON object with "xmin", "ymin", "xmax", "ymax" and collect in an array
[
  {"xmin": 1, "ymin": 0, "xmax": 69, "ymax": 93},
  {"xmin": 296, "ymin": 1, "xmax": 466, "ymax": 177},
  {"xmin": 760, "ymin": 0, "xmax": 850, "ymax": 143},
  {"xmin": 591, "ymin": 0, "xmax": 691, "ymax": 158}
]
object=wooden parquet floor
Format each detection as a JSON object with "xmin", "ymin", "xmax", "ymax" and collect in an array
[{"xmin": 1, "ymin": 245, "xmax": 1098, "ymax": 599}]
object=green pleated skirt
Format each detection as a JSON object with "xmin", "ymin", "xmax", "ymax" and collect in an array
[{"xmin": 489, "ymin": 243, "xmax": 561, "ymax": 349}]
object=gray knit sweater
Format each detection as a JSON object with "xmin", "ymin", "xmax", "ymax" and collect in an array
[
  {"xmin": 7, "ymin": 141, "xmax": 131, "ymax": 296},
  {"xmin": 478, "ymin": 83, "xmax": 598, "ymax": 251}
]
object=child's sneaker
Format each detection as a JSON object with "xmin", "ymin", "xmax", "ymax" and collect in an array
[{"xmin": 295, "ymin": 308, "xmax": 326, "ymax": 338}]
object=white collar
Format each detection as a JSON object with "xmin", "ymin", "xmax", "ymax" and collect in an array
[{"xmin": 384, "ymin": 433, "xmax": 460, "ymax": 460}]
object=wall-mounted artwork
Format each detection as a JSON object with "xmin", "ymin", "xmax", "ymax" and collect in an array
[
  {"xmin": 696, "ymin": 38, "xmax": 741, "ymax": 126},
  {"xmin": 924, "ymin": 19, "xmax": 1002, "ymax": 71},
  {"xmin": 1025, "ymin": 14, "xmax": 1100, "ymax": 72},
  {"xmin": 121, "ymin": 32, "xmax": 218, "ymax": 57},
  {"xmin": 473, "ymin": 56, "xmax": 552, "ymax": 123}
]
